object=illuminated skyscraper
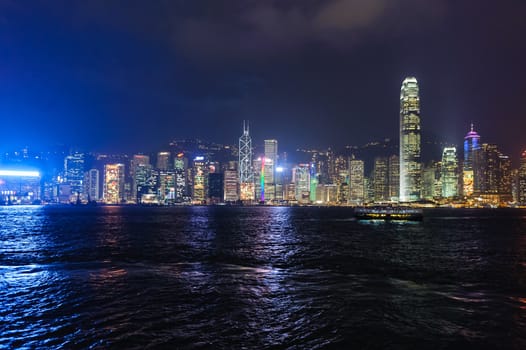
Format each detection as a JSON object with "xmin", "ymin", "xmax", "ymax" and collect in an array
[
  {"xmin": 224, "ymin": 168, "xmax": 239, "ymax": 202},
  {"xmin": 388, "ymin": 155, "xmax": 399, "ymax": 201},
  {"xmin": 84, "ymin": 168, "xmax": 100, "ymax": 201},
  {"xmin": 463, "ymin": 124, "xmax": 480, "ymax": 196},
  {"xmin": 239, "ymin": 121, "xmax": 254, "ymax": 201},
  {"xmin": 131, "ymin": 155, "xmax": 150, "ymax": 203},
  {"xmin": 264, "ymin": 139, "xmax": 278, "ymax": 201},
  {"xmin": 174, "ymin": 153, "xmax": 187, "ymax": 202},
  {"xmin": 422, "ymin": 162, "xmax": 441, "ymax": 200},
  {"xmin": 293, "ymin": 164, "xmax": 311, "ymax": 204},
  {"xmin": 349, "ymin": 159, "xmax": 364, "ymax": 205},
  {"xmin": 103, "ymin": 163, "xmax": 125, "ymax": 204},
  {"xmin": 399, "ymin": 77, "xmax": 421, "ymax": 202},
  {"xmin": 64, "ymin": 153, "xmax": 85, "ymax": 197},
  {"xmin": 264, "ymin": 140, "xmax": 278, "ymax": 183},
  {"xmin": 373, "ymin": 157, "xmax": 389, "ymax": 202},
  {"xmin": 192, "ymin": 156, "xmax": 208, "ymax": 204},
  {"xmin": 441, "ymin": 147, "xmax": 458, "ymax": 198},
  {"xmin": 156, "ymin": 152, "xmax": 171, "ymax": 171},
  {"xmin": 519, "ymin": 150, "xmax": 526, "ymax": 205}
]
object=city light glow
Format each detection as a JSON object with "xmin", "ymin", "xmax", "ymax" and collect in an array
[{"xmin": 0, "ymin": 170, "xmax": 40, "ymax": 177}]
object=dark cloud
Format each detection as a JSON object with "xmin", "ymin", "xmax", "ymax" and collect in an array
[{"xmin": 0, "ymin": 0, "xmax": 525, "ymax": 160}]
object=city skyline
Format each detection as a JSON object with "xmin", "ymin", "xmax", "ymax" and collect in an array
[{"xmin": 0, "ymin": 1, "xmax": 525, "ymax": 157}]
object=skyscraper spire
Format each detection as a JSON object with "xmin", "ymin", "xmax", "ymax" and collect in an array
[{"xmin": 239, "ymin": 120, "xmax": 254, "ymax": 201}]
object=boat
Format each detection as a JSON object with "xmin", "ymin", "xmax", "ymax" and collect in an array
[{"xmin": 354, "ymin": 205, "xmax": 423, "ymax": 221}]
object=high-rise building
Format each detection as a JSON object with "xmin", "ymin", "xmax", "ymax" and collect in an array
[
  {"xmin": 388, "ymin": 155, "xmax": 400, "ymax": 201},
  {"xmin": 84, "ymin": 168, "xmax": 100, "ymax": 201},
  {"xmin": 463, "ymin": 124, "xmax": 481, "ymax": 196},
  {"xmin": 158, "ymin": 170, "xmax": 176, "ymax": 204},
  {"xmin": 373, "ymin": 157, "xmax": 389, "ymax": 202},
  {"xmin": 349, "ymin": 159, "xmax": 364, "ymax": 205},
  {"xmin": 441, "ymin": 147, "xmax": 459, "ymax": 198},
  {"xmin": 224, "ymin": 169, "xmax": 239, "ymax": 202},
  {"xmin": 519, "ymin": 150, "xmax": 526, "ymax": 205},
  {"xmin": 293, "ymin": 164, "xmax": 310, "ymax": 204},
  {"xmin": 64, "ymin": 153, "xmax": 85, "ymax": 197},
  {"xmin": 473, "ymin": 144, "xmax": 512, "ymax": 204},
  {"xmin": 263, "ymin": 140, "xmax": 278, "ymax": 202},
  {"xmin": 422, "ymin": 161, "xmax": 441, "ymax": 201},
  {"xmin": 131, "ymin": 155, "xmax": 150, "ymax": 203},
  {"xmin": 208, "ymin": 173, "xmax": 224, "ymax": 204},
  {"xmin": 103, "ymin": 163, "xmax": 125, "ymax": 204},
  {"xmin": 156, "ymin": 152, "xmax": 171, "ymax": 171},
  {"xmin": 239, "ymin": 121, "xmax": 254, "ymax": 201},
  {"xmin": 174, "ymin": 153, "xmax": 187, "ymax": 202},
  {"xmin": 264, "ymin": 139, "xmax": 278, "ymax": 183},
  {"xmin": 399, "ymin": 76, "xmax": 421, "ymax": 202},
  {"xmin": 192, "ymin": 156, "xmax": 208, "ymax": 204}
]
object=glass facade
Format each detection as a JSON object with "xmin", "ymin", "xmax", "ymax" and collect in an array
[{"xmin": 399, "ymin": 77, "xmax": 421, "ymax": 202}]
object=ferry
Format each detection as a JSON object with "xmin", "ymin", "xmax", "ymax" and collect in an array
[{"xmin": 354, "ymin": 206, "xmax": 423, "ymax": 221}]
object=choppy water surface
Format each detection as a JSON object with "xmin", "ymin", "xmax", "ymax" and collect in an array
[{"xmin": 1, "ymin": 206, "xmax": 526, "ymax": 349}]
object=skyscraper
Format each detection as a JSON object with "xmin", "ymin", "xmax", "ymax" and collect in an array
[
  {"xmin": 293, "ymin": 164, "xmax": 310, "ymax": 204},
  {"xmin": 349, "ymin": 159, "xmax": 364, "ymax": 205},
  {"xmin": 84, "ymin": 168, "xmax": 100, "ymax": 201},
  {"xmin": 103, "ymin": 163, "xmax": 125, "ymax": 204},
  {"xmin": 174, "ymin": 153, "xmax": 187, "ymax": 202},
  {"xmin": 399, "ymin": 77, "xmax": 421, "ymax": 202},
  {"xmin": 224, "ymin": 168, "xmax": 239, "ymax": 202},
  {"xmin": 131, "ymin": 154, "xmax": 150, "ymax": 203},
  {"xmin": 388, "ymin": 155, "xmax": 400, "ymax": 201},
  {"xmin": 264, "ymin": 139, "xmax": 278, "ymax": 201},
  {"xmin": 441, "ymin": 147, "xmax": 459, "ymax": 198},
  {"xmin": 519, "ymin": 150, "xmax": 526, "ymax": 205},
  {"xmin": 463, "ymin": 124, "xmax": 480, "ymax": 196},
  {"xmin": 156, "ymin": 152, "xmax": 171, "ymax": 171},
  {"xmin": 239, "ymin": 121, "xmax": 254, "ymax": 201},
  {"xmin": 192, "ymin": 156, "xmax": 208, "ymax": 204},
  {"xmin": 373, "ymin": 157, "xmax": 389, "ymax": 202},
  {"xmin": 64, "ymin": 153, "xmax": 85, "ymax": 198}
]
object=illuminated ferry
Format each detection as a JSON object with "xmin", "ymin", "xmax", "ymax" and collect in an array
[{"xmin": 354, "ymin": 205, "xmax": 423, "ymax": 221}]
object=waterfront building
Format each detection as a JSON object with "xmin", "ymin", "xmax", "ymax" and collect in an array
[
  {"xmin": 84, "ymin": 168, "xmax": 100, "ymax": 201},
  {"xmin": 519, "ymin": 150, "xmax": 526, "ymax": 205},
  {"xmin": 64, "ymin": 153, "xmax": 85, "ymax": 199},
  {"xmin": 208, "ymin": 172, "xmax": 224, "ymax": 204},
  {"xmin": 158, "ymin": 170, "xmax": 176, "ymax": 204},
  {"xmin": 223, "ymin": 169, "xmax": 239, "ymax": 202},
  {"xmin": 399, "ymin": 76, "xmax": 421, "ymax": 202},
  {"xmin": 103, "ymin": 163, "xmax": 125, "ymax": 204},
  {"xmin": 441, "ymin": 147, "xmax": 459, "ymax": 198},
  {"xmin": 264, "ymin": 140, "xmax": 278, "ymax": 184},
  {"xmin": 388, "ymin": 155, "xmax": 400, "ymax": 201},
  {"xmin": 0, "ymin": 169, "xmax": 41, "ymax": 204},
  {"xmin": 192, "ymin": 156, "xmax": 208, "ymax": 204},
  {"xmin": 293, "ymin": 164, "xmax": 310, "ymax": 204},
  {"xmin": 473, "ymin": 144, "xmax": 512, "ymax": 204},
  {"xmin": 156, "ymin": 152, "xmax": 171, "ymax": 171},
  {"xmin": 373, "ymin": 157, "xmax": 389, "ymax": 203},
  {"xmin": 174, "ymin": 153, "xmax": 188, "ymax": 202},
  {"xmin": 349, "ymin": 159, "xmax": 364, "ymax": 205},
  {"xmin": 463, "ymin": 124, "xmax": 481, "ymax": 196},
  {"xmin": 131, "ymin": 154, "xmax": 150, "ymax": 203},
  {"xmin": 422, "ymin": 162, "xmax": 441, "ymax": 201},
  {"xmin": 239, "ymin": 121, "xmax": 254, "ymax": 201}
]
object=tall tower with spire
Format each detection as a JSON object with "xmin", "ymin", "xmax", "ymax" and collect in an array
[
  {"xmin": 463, "ymin": 123, "xmax": 481, "ymax": 196},
  {"xmin": 399, "ymin": 77, "xmax": 421, "ymax": 202},
  {"xmin": 239, "ymin": 121, "xmax": 254, "ymax": 201}
]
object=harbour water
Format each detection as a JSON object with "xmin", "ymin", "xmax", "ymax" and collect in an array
[{"xmin": 1, "ymin": 206, "xmax": 525, "ymax": 349}]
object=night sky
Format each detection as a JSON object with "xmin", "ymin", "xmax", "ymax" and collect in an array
[{"xmin": 1, "ymin": 0, "xmax": 525, "ymax": 159}]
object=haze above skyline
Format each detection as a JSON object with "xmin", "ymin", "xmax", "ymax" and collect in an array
[{"xmin": 1, "ymin": 0, "xmax": 525, "ymax": 158}]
